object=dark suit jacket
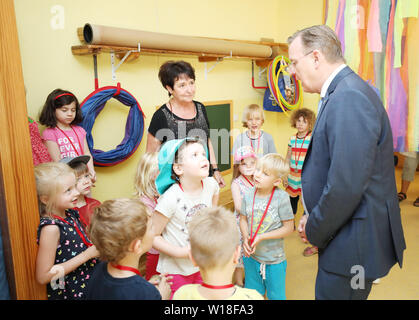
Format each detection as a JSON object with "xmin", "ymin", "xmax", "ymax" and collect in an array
[{"xmin": 301, "ymin": 66, "xmax": 406, "ymax": 279}]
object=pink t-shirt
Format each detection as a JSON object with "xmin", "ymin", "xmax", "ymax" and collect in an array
[{"xmin": 42, "ymin": 126, "xmax": 86, "ymax": 159}]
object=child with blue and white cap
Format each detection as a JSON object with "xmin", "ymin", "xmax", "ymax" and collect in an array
[{"xmin": 152, "ymin": 137, "xmax": 220, "ymax": 298}]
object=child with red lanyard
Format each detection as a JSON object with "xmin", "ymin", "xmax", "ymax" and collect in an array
[
  {"xmin": 134, "ymin": 152, "xmax": 160, "ymax": 280},
  {"xmin": 240, "ymin": 154, "xmax": 294, "ymax": 300},
  {"xmin": 60, "ymin": 155, "xmax": 101, "ymax": 227},
  {"xmin": 39, "ymin": 89, "xmax": 96, "ymax": 183},
  {"xmin": 86, "ymin": 199, "xmax": 172, "ymax": 300},
  {"xmin": 283, "ymin": 108, "xmax": 317, "ymax": 257},
  {"xmin": 230, "ymin": 146, "xmax": 257, "ymax": 287},
  {"xmin": 153, "ymin": 138, "xmax": 219, "ymax": 299},
  {"xmin": 173, "ymin": 207, "xmax": 263, "ymax": 300},
  {"xmin": 34, "ymin": 162, "xmax": 99, "ymax": 300},
  {"xmin": 232, "ymin": 104, "xmax": 276, "ymax": 158}
]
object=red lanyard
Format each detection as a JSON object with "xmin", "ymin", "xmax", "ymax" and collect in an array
[
  {"xmin": 241, "ymin": 175, "xmax": 254, "ymax": 187},
  {"xmin": 293, "ymin": 132, "xmax": 309, "ymax": 172},
  {"xmin": 53, "ymin": 213, "xmax": 93, "ymax": 248},
  {"xmin": 178, "ymin": 181, "xmax": 203, "ymax": 192},
  {"xmin": 111, "ymin": 264, "xmax": 141, "ymax": 276},
  {"xmin": 202, "ymin": 283, "xmax": 235, "ymax": 289},
  {"xmin": 56, "ymin": 126, "xmax": 83, "ymax": 156},
  {"xmin": 249, "ymin": 132, "xmax": 261, "ymax": 155},
  {"xmin": 250, "ymin": 188, "xmax": 275, "ymax": 245}
]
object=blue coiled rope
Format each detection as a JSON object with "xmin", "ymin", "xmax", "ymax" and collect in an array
[{"xmin": 80, "ymin": 84, "xmax": 145, "ymax": 167}]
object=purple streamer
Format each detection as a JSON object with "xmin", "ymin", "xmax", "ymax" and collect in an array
[
  {"xmin": 335, "ymin": 0, "xmax": 346, "ymax": 55},
  {"xmin": 387, "ymin": 35, "xmax": 408, "ymax": 152}
]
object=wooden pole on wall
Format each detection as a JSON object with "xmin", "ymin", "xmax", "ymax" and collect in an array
[{"xmin": 0, "ymin": 0, "xmax": 46, "ymax": 299}]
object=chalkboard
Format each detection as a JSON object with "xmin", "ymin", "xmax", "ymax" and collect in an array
[{"xmin": 204, "ymin": 100, "xmax": 232, "ymax": 174}]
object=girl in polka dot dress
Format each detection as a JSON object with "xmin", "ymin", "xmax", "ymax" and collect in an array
[{"xmin": 35, "ymin": 162, "xmax": 99, "ymax": 300}]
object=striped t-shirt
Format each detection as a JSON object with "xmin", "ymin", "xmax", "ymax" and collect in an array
[{"xmin": 286, "ymin": 133, "xmax": 312, "ymax": 197}]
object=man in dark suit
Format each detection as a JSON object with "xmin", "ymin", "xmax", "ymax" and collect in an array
[{"xmin": 287, "ymin": 25, "xmax": 406, "ymax": 300}]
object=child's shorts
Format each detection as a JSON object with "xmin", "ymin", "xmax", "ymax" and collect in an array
[
  {"xmin": 168, "ymin": 271, "xmax": 203, "ymax": 299},
  {"xmin": 243, "ymin": 256, "xmax": 287, "ymax": 300}
]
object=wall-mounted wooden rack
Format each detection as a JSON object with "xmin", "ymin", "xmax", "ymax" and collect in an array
[{"xmin": 71, "ymin": 27, "xmax": 288, "ymax": 68}]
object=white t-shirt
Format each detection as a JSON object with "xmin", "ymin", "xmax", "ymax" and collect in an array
[{"xmin": 155, "ymin": 177, "xmax": 220, "ymax": 276}]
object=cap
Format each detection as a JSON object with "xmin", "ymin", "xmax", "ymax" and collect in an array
[
  {"xmin": 234, "ymin": 145, "xmax": 257, "ymax": 163},
  {"xmin": 59, "ymin": 155, "xmax": 91, "ymax": 168},
  {"xmin": 155, "ymin": 137, "xmax": 208, "ymax": 195}
]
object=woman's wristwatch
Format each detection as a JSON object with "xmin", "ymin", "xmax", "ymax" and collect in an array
[{"xmin": 213, "ymin": 167, "xmax": 220, "ymax": 172}]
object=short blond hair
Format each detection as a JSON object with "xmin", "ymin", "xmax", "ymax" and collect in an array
[
  {"xmin": 242, "ymin": 104, "xmax": 265, "ymax": 128},
  {"xmin": 287, "ymin": 25, "xmax": 345, "ymax": 64},
  {"xmin": 89, "ymin": 198, "xmax": 151, "ymax": 263},
  {"xmin": 134, "ymin": 152, "xmax": 159, "ymax": 198},
  {"xmin": 256, "ymin": 153, "xmax": 289, "ymax": 180},
  {"xmin": 34, "ymin": 162, "xmax": 75, "ymax": 217},
  {"xmin": 188, "ymin": 206, "xmax": 239, "ymax": 270}
]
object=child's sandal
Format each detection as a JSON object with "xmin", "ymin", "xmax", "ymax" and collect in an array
[
  {"xmin": 398, "ymin": 192, "xmax": 407, "ymax": 202},
  {"xmin": 414, "ymin": 197, "xmax": 419, "ymax": 207}
]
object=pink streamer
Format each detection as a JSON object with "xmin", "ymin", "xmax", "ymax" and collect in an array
[{"xmin": 367, "ymin": 0, "xmax": 382, "ymax": 52}]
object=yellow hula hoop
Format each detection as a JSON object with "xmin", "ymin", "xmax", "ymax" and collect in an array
[{"xmin": 268, "ymin": 56, "xmax": 303, "ymax": 116}]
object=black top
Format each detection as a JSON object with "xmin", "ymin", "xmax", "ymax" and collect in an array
[
  {"xmin": 85, "ymin": 261, "xmax": 162, "ymax": 300},
  {"xmin": 148, "ymin": 100, "xmax": 210, "ymax": 145}
]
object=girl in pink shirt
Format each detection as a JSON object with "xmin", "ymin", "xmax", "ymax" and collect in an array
[{"xmin": 39, "ymin": 89, "xmax": 96, "ymax": 182}]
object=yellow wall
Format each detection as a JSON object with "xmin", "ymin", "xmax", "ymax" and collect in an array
[{"xmin": 14, "ymin": 0, "xmax": 323, "ymax": 201}]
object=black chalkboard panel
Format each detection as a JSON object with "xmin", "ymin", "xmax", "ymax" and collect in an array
[{"xmin": 204, "ymin": 100, "xmax": 233, "ymax": 174}]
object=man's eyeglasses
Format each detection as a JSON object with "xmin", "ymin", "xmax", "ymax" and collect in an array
[{"xmin": 287, "ymin": 50, "xmax": 314, "ymax": 71}]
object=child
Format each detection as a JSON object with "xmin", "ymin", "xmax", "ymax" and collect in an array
[
  {"xmin": 153, "ymin": 137, "xmax": 220, "ymax": 298},
  {"xmin": 230, "ymin": 146, "xmax": 257, "ymax": 286},
  {"xmin": 60, "ymin": 155, "xmax": 101, "ymax": 227},
  {"xmin": 239, "ymin": 153, "xmax": 294, "ymax": 300},
  {"xmin": 39, "ymin": 89, "xmax": 96, "ymax": 182},
  {"xmin": 34, "ymin": 162, "xmax": 99, "ymax": 300},
  {"xmin": 173, "ymin": 206, "xmax": 263, "ymax": 300},
  {"xmin": 86, "ymin": 198, "xmax": 171, "ymax": 300},
  {"xmin": 134, "ymin": 152, "xmax": 160, "ymax": 280},
  {"xmin": 283, "ymin": 108, "xmax": 317, "ymax": 257},
  {"xmin": 232, "ymin": 104, "xmax": 276, "ymax": 158}
]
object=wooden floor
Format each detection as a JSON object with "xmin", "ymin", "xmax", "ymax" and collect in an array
[{"xmin": 285, "ymin": 167, "xmax": 419, "ymax": 300}]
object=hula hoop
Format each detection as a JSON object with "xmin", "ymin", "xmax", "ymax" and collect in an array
[
  {"xmin": 267, "ymin": 56, "xmax": 303, "ymax": 116},
  {"xmin": 80, "ymin": 83, "xmax": 145, "ymax": 167}
]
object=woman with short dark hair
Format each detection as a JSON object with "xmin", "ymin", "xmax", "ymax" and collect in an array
[{"xmin": 146, "ymin": 60, "xmax": 225, "ymax": 188}]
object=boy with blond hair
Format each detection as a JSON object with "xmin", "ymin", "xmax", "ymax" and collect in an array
[
  {"xmin": 240, "ymin": 153, "xmax": 294, "ymax": 300},
  {"xmin": 86, "ymin": 198, "xmax": 171, "ymax": 300},
  {"xmin": 173, "ymin": 206, "xmax": 263, "ymax": 300}
]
